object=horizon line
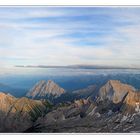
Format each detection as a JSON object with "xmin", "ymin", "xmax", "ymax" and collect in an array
[{"xmin": 14, "ymin": 64, "xmax": 140, "ymax": 69}]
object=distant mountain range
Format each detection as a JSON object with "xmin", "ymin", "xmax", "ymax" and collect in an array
[
  {"xmin": 0, "ymin": 83, "xmax": 26, "ymax": 97},
  {"xmin": 0, "ymin": 79, "xmax": 140, "ymax": 132},
  {"xmin": 15, "ymin": 64, "xmax": 140, "ymax": 69}
]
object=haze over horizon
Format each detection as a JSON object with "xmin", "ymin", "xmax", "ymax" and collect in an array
[{"xmin": 0, "ymin": 7, "xmax": 140, "ymax": 68}]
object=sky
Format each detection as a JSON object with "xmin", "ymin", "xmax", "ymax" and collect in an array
[{"xmin": 0, "ymin": 7, "xmax": 140, "ymax": 68}]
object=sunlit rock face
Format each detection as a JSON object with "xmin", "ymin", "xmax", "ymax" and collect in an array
[
  {"xmin": 0, "ymin": 92, "xmax": 47, "ymax": 132},
  {"xmin": 26, "ymin": 80, "xmax": 66, "ymax": 99},
  {"xmin": 97, "ymin": 80, "xmax": 140, "ymax": 114},
  {"xmin": 98, "ymin": 80, "xmax": 136, "ymax": 104},
  {"xmin": 121, "ymin": 91, "xmax": 140, "ymax": 114}
]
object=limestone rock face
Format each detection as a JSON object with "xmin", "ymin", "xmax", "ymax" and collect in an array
[
  {"xmin": 0, "ymin": 92, "xmax": 47, "ymax": 132},
  {"xmin": 122, "ymin": 91, "xmax": 140, "ymax": 113},
  {"xmin": 124, "ymin": 91, "xmax": 139, "ymax": 106},
  {"xmin": 98, "ymin": 80, "xmax": 135, "ymax": 104},
  {"xmin": 26, "ymin": 80, "xmax": 66, "ymax": 99},
  {"xmin": 0, "ymin": 92, "xmax": 16, "ymax": 113}
]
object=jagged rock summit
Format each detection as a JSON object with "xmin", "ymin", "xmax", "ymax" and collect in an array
[
  {"xmin": 26, "ymin": 80, "xmax": 66, "ymax": 99},
  {"xmin": 98, "ymin": 80, "xmax": 136, "ymax": 104}
]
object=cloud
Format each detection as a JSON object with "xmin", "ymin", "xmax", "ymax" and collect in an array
[{"xmin": 0, "ymin": 7, "xmax": 140, "ymax": 68}]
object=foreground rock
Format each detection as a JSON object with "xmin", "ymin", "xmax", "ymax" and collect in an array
[{"xmin": 0, "ymin": 92, "xmax": 51, "ymax": 132}]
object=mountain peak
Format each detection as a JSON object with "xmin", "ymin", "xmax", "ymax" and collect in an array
[
  {"xmin": 108, "ymin": 80, "xmax": 120, "ymax": 85},
  {"xmin": 47, "ymin": 80, "xmax": 54, "ymax": 83},
  {"xmin": 0, "ymin": 92, "xmax": 7, "ymax": 97},
  {"xmin": 37, "ymin": 80, "xmax": 47, "ymax": 85},
  {"xmin": 99, "ymin": 80, "xmax": 135, "ymax": 103},
  {"xmin": 26, "ymin": 80, "xmax": 66, "ymax": 99},
  {"xmin": 0, "ymin": 92, "xmax": 15, "ymax": 98},
  {"xmin": 46, "ymin": 80, "xmax": 57, "ymax": 87}
]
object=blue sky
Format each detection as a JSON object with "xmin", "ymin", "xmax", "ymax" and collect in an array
[{"xmin": 0, "ymin": 7, "xmax": 140, "ymax": 68}]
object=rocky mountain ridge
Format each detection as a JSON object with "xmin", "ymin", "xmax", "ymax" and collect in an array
[
  {"xmin": 0, "ymin": 92, "xmax": 51, "ymax": 132},
  {"xmin": 33, "ymin": 80, "xmax": 140, "ymax": 133},
  {"xmin": 0, "ymin": 80, "xmax": 140, "ymax": 132}
]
